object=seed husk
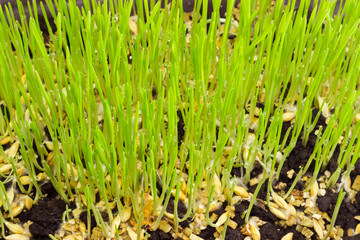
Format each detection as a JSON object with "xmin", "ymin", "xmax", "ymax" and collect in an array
[
  {"xmin": 164, "ymin": 211, "xmax": 174, "ymax": 219},
  {"xmin": 46, "ymin": 152, "xmax": 54, "ymax": 166},
  {"xmin": 184, "ymin": 227, "xmax": 193, "ymax": 237},
  {"xmin": 111, "ymin": 215, "xmax": 121, "ymax": 235},
  {"xmin": 231, "ymin": 196, "xmax": 242, "ymax": 206},
  {"xmin": 79, "ymin": 221, "xmax": 86, "ymax": 234},
  {"xmin": 348, "ymin": 228, "xmax": 354, "ymax": 237},
  {"xmin": 234, "ymin": 186, "xmax": 249, "ymax": 198},
  {"xmin": 228, "ymin": 219, "xmax": 238, "ymax": 229},
  {"xmin": 249, "ymin": 178, "xmax": 259, "ymax": 186},
  {"xmin": 213, "ymin": 173, "xmax": 222, "ymax": 196},
  {"xmin": 36, "ymin": 172, "xmax": 46, "ymax": 181},
  {"xmin": 6, "ymin": 188, "xmax": 15, "ymax": 207},
  {"xmin": 24, "ymin": 196, "xmax": 33, "ymax": 210},
  {"xmin": 5, "ymin": 234, "xmax": 29, "ymax": 240},
  {"xmin": 5, "ymin": 222, "xmax": 25, "ymax": 234},
  {"xmin": 288, "ymin": 204, "xmax": 297, "ymax": 216},
  {"xmin": 310, "ymin": 181, "xmax": 319, "ymax": 198},
  {"xmin": 19, "ymin": 176, "xmax": 30, "ymax": 185},
  {"xmin": 269, "ymin": 206, "xmax": 288, "ymax": 220},
  {"xmin": 209, "ymin": 213, "xmax": 218, "ymax": 223},
  {"xmin": 12, "ymin": 204, "xmax": 24, "ymax": 217},
  {"xmin": 62, "ymin": 222, "xmax": 76, "ymax": 232},
  {"xmin": 127, "ymin": 226, "xmax": 137, "ymax": 240},
  {"xmin": 190, "ymin": 234, "xmax": 205, "ymax": 240},
  {"xmin": 0, "ymin": 164, "xmax": 13, "ymax": 174},
  {"xmin": 318, "ymin": 96, "xmax": 331, "ymax": 118},
  {"xmin": 64, "ymin": 235, "xmax": 77, "ymax": 240},
  {"xmin": 300, "ymin": 216, "xmax": 313, "ymax": 228},
  {"xmin": 143, "ymin": 194, "xmax": 154, "ymax": 219},
  {"xmin": 272, "ymin": 192, "xmax": 288, "ymax": 210},
  {"xmin": 282, "ymin": 112, "xmax": 296, "ymax": 122},
  {"xmin": 355, "ymin": 113, "xmax": 360, "ymax": 122},
  {"xmin": 7, "ymin": 141, "xmax": 20, "ymax": 159},
  {"xmin": 171, "ymin": 189, "xmax": 187, "ymax": 202},
  {"xmin": 0, "ymin": 136, "xmax": 11, "ymax": 145},
  {"xmin": 352, "ymin": 175, "xmax": 360, "ymax": 191},
  {"xmin": 313, "ymin": 218, "xmax": 323, "ymax": 239},
  {"xmin": 356, "ymin": 223, "xmax": 360, "ymax": 234},
  {"xmin": 209, "ymin": 201, "xmax": 219, "ymax": 212},
  {"xmin": 181, "ymin": 180, "xmax": 187, "ymax": 194},
  {"xmin": 215, "ymin": 211, "xmax": 230, "ymax": 227},
  {"xmin": 158, "ymin": 221, "xmax": 172, "ymax": 233},
  {"xmin": 249, "ymin": 223, "xmax": 261, "ymax": 240},
  {"xmin": 281, "ymin": 232, "xmax": 293, "ymax": 240},
  {"xmin": 44, "ymin": 141, "xmax": 54, "ymax": 151},
  {"xmin": 129, "ymin": 18, "xmax": 138, "ymax": 34}
]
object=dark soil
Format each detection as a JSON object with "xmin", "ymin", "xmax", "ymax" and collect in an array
[
  {"xmin": 177, "ymin": 109, "xmax": 186, "ymax": 147},
  {"xmin": 148, "ymin": 230, "xmax": 174, "ymax": 240},
  {"xmin": 317, "ymin": 190, "xmax": 360, "ymax": 232},
  {"xmin": 17, "ymin": 182, "xmax": 75, "ymax": 240}
]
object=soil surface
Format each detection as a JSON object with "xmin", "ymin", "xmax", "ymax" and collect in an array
[{"xmin": 16, "ymin": 182, "xmax": 76, "ymax": 240}]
